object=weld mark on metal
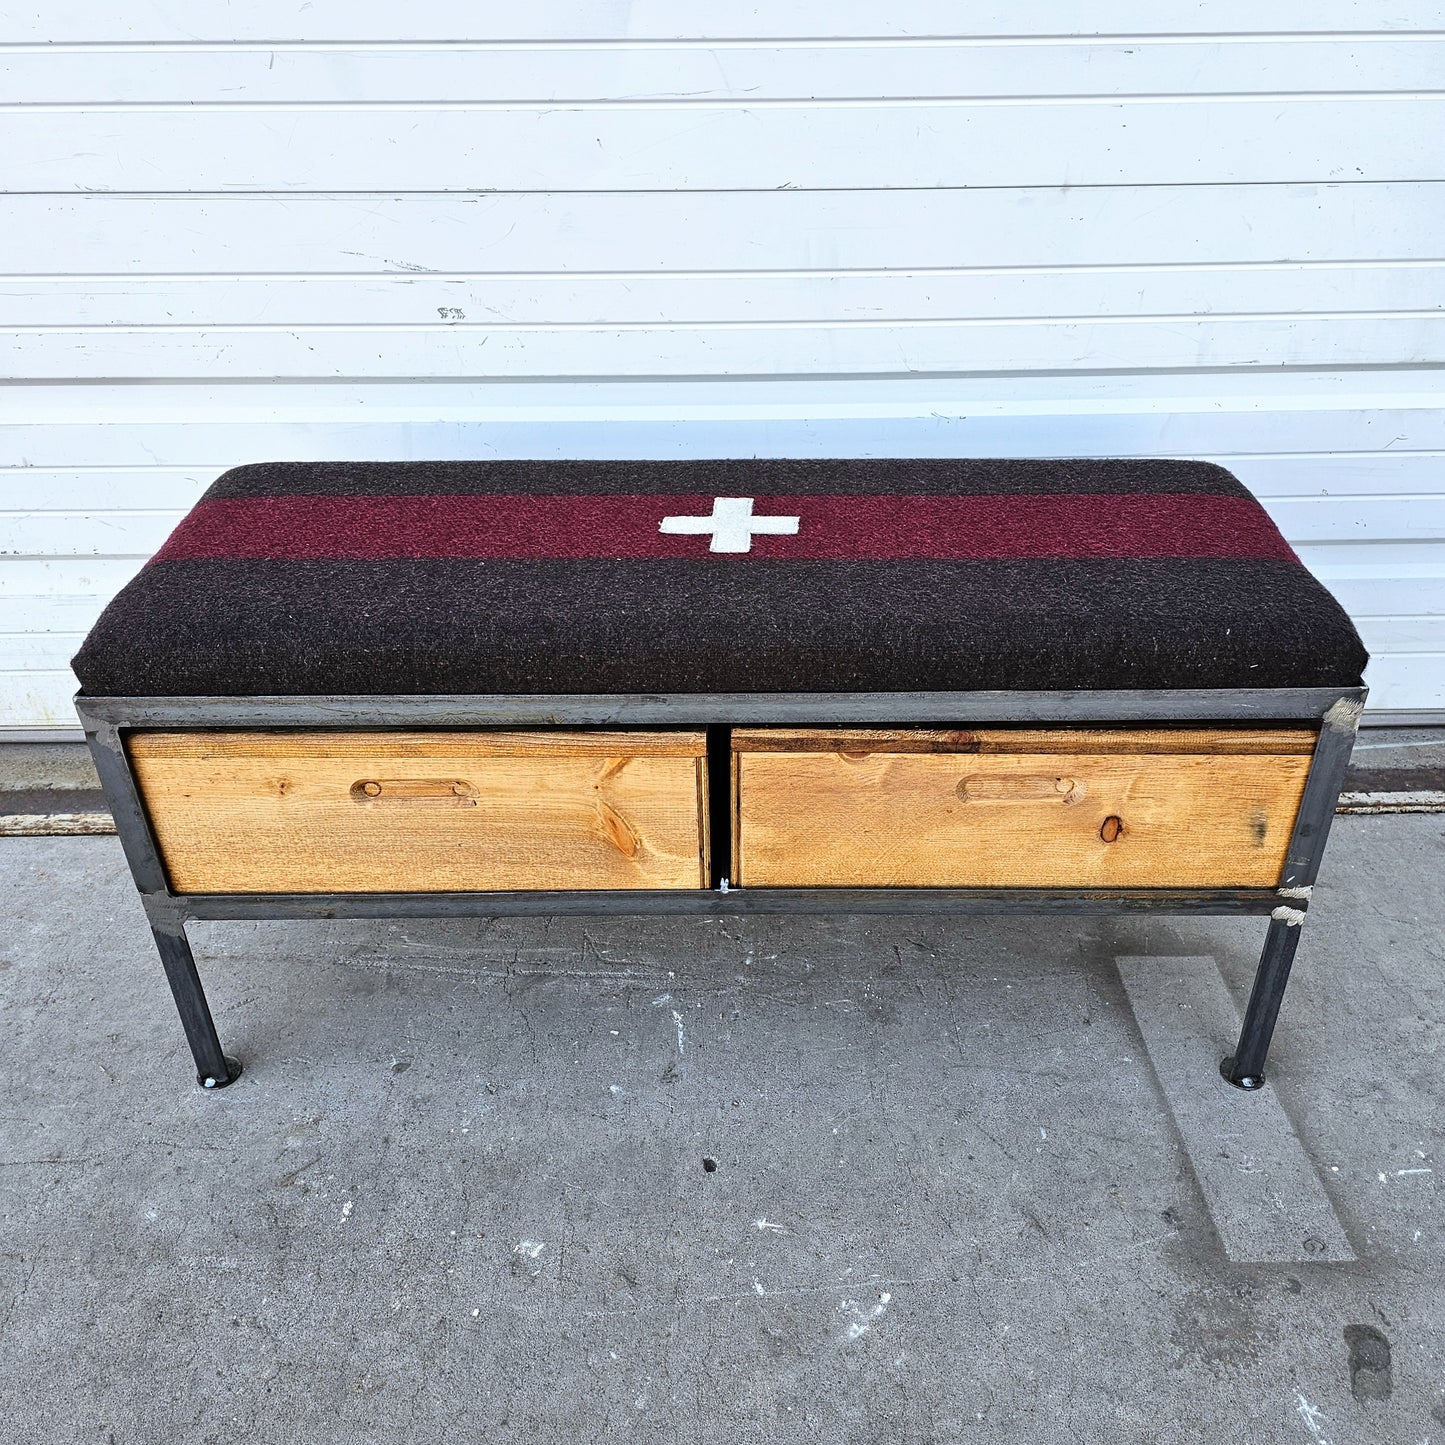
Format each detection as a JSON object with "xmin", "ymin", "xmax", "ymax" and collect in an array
[{"xmin": 1324, "ymin": 697, "xmax": 1365, "ymax": 735}]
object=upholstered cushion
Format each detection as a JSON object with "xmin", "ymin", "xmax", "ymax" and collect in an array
[{"xmin": 71, "ymin": 458, "xmax": 1367, "ymax": 697}]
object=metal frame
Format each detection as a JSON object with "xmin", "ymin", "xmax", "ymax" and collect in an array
[{"xmin": 76, "ymin": 685, "xmax": 1364, "ymax": 1091}]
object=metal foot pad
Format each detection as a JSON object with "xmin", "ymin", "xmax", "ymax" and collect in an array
[
  {"xmin": 197, "ymin": 1056, "xmax": 243, "ymax": 1091},
  {"xmin": 1220, "ymin": 1055, "xmax": 1265, "ymax": 1091}
]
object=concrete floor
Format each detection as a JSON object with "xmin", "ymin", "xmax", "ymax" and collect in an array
[{"xmin": 1, "ymin": 816, "xmax": 1442, "ymax": 1443}]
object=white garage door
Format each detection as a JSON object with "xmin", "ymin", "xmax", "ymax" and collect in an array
[{"xmin": 3, "ymin": 2, "xmax": 1443, "ymax": 732}]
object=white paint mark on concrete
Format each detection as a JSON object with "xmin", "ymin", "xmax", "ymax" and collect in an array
[
  {"xmin": 842, "ymin": 1291, "xmax": 892, "ymax": 1341},
  {"xmin": 651, "ymin": 992, "xmax": 671, "ymax": 1006},
  {"xmin": 1338, "ymin": 789, "xmax": 1445, "ymax": 814},
  {"xmin": 753, "ymin": 1279, "xmax": 765, "ymax": 1296},
  {"xmin": 754, "ymin": 1218, "xmax": 786, "ymax": 1233},
  {"xmin": 1396, "ymin": 1168, "xmax": 1433, "ymax": 1176},
  {"xmin": 0, "ymin": 812, "xmax": 114, "ymax": 836},
  {"xmin": 341, "ymin": 1200, "xmax": 353, "ymax": 1221},
  {"xmin": 515, "ymin": 1239, "xmax": 545, "ymax": 1259},
  {"xmin": 1354, "ymin": 738, "xmax": 1445, "ymax": 751},
  {"xmin": 1294, "ymin": 1391, "xmax": 1332, "ymax": 1443},
  {"xmin": 671, "ymin": 1008, "xmax": 686, "ymax": 1055},
  {"xmin": 609, "ymin": 1084, "xmax": 626, "ymax": 1096}
]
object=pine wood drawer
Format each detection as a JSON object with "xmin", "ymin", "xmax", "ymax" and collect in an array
[
  {"xmin": 129, "ymin": 730, "xmax": 710, "ymax": 894},
  {"xmin": 731, "ymin": 727, "xmax": 1318, "ymax": 889}
]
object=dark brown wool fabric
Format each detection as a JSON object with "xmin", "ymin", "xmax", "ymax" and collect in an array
[{"xmin": 71, "ymin": 458, "xmax": 1368, "ymax": 697}]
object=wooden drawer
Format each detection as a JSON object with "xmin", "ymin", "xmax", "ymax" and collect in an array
[
  {"xmin": 731, "ymin": 727, "xmax": 1317, "ymax": 889},
  {"xmin": 129, "ymin": 730, "xmax": 709, "ymax": 893}
]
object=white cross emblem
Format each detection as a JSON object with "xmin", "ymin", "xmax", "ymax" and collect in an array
[{"xmin": 658, "ymin": 496, "xmax": 801, "ymax": 554}]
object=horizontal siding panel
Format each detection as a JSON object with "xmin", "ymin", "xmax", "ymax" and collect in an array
[
  {"xmin": 1297, "ymin": 541, "xmax": 1445, "ymax": 569},
  {"xmin": 1360, "ymin": 653, "xmax": 1445, "ymax": 710},
  {"xmin": 1262, "ymin": 497, "xmax": 1445, "ymax": 541},
  {"xmin": 1357, "ymin": 618, "xmax": 1445, "ymax": 649},
  {"xmin": 0, "ymin": 632, "xmax": 85, "ymax": 669},
  {"xmin": 0, "ymin": 583, "xmax": 135, "ymax": 632},
  {"xmin": 1228, "ymin": 453, "xmax": 1445, "ymax": 497},
  {"xmin": 6, "ymin": 380, "xmax": 1445, "ymax": 466},
  {"xmin": 5, "ymin": 315, "xmax": 1444, "ymax": 380},
  {"xmin": 5, "ymin": 185, "xmax": 1439, "ymax": 276},
  {"xmin": 8, "ymin": 38, "xmax": 1445, "ymax": 104},
  {"xmin": 1, "ymin": 511, "xmax": 181, "ymax": 555},
  {"xmin": 1317, "ymin": 570, "xmax": 1445, "ymax": 617},
  {"xmin": 7, "ymin": 266, "xmax": 1444, "ymax": 327},
  {"xmin": 0, "ymin": 467, "xmax": 213, "ymax": 511},
  {"xmin": 0, "ymin": 671, "xmax": 78, "ymax": 732},
  {"xmin": 4, "ymin": 14, "xmax": 1444, "ymax": 724},
  {"xmin": 5, "ymin": 99, "xmax": 1443, "ymax": 193},
  {"xmin": 12, "ymin": 1, "xmax": 1445, "ymax": 44},
  {"xmin": 0, "ymin": 557, "xmax": 144, "ymax": 600}
]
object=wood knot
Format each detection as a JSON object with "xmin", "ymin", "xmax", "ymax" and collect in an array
[
  {"xmin": 941, "ymin": 730, "xmax": 980, "ymax": 753},
  {"xmin": 1099, "ymin": 815, "xmax": 1124, "ymax": 843},
  {"xmin": 594, "ymin": 798, "xmax": 641, "ymax": 860}
]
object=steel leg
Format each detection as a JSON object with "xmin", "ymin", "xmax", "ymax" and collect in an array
[
  {"xmin": 149, "ymin": 912, "xmax": 242, "ymax": 1090},
  {"xmin": 1221, "ymin": 913, "xmax": 1304, "ymax": 1090}
]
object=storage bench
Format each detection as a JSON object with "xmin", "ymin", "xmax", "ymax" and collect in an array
[{"xmin": 72, "ymin": 458, "xmax": 1368, "ymax": 1092}]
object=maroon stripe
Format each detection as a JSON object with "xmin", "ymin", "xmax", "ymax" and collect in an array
[{"xmin": 151, "ymin": 492, "xmax": 1298, "ymax": 563}]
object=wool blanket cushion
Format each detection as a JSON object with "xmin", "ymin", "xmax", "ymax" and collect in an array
[{"xmin": 71, "ymin": 458, "xmax": 1367, "ymax": 697}]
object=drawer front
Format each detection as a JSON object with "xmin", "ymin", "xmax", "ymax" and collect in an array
[
  {"xmin": 129, "ymin": 730, "xmax": 709, "ymax": 893},
  {"xmin": 732, "ymin": 727, "xmax": 1317, "ymax": 889}
]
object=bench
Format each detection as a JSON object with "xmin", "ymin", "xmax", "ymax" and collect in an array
[{"xmin": 71, "ymin": 458, "xmax": 1368, "ymax": 1091}]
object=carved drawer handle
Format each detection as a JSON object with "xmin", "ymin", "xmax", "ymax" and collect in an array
[
  {"xmin": 956, "ymin": 775, "xmax": 1087, "ymax": 805},
  {"xmin": 350, "ymin": 778, "xmax": 478, "ymax": 807}
]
